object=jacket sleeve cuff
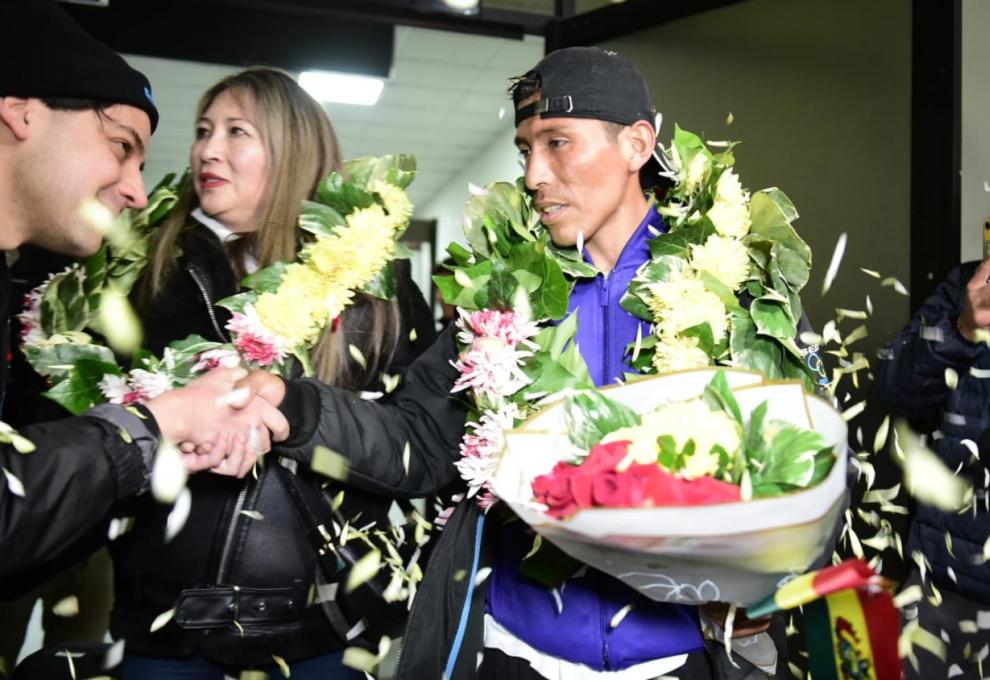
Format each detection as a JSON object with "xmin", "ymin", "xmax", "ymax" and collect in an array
[
  {"xmin": 85, "ymin": 403, "xmax": 160, "ymax": 497},
  {"xmin": 277, "ymin": 377, "xmax": 321, "ymax": 448}
]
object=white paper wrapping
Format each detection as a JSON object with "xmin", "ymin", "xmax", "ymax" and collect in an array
[{"xmin": 490, "ymin": 368, "xmax": 848, "ymax": 606}]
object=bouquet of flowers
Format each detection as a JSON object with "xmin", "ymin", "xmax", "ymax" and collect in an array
[
  {"xmin": 20, "ymin": 155, "xmax": 416, "ymax": 414},
  {"xmin": 491, "ymin": 368, "xmax": 848, "ymax": 606}
]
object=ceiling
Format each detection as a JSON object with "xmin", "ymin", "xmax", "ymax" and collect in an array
[{"xmin": 126, "ymin": 25, "xmax": 544, "ymax": 212}]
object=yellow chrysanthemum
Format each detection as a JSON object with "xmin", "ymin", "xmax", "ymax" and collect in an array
[
  {"xmin": 371, "ymin": 180, "xmax": 413, "ymax": 231},
  {"xmin": 650, "ymin": 334, "xmax": 712, "ymax": 374},
  {"xmin": 706, "ymin": 170, "xmax": 751, "ymax": 238},
  {"xmin": 255, "ymin": 289, "xmax": 325, "ymax": 348},
  {"xmin": 690, "ymin": 234, "xmax": 751, "ymax": 291},
  {"xmin": 604, "ymin": 399, "xmax": 741, "ymax": 479},
  {"xmin": 646, "ymin": 272, "xmax": 728, "ymax": 343}
]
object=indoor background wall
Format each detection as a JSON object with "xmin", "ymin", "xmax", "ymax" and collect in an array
[
  {"xmin": 962, "ymin": 0, "xmax": 990, "ymax": 262},
  {"xmin": 600, "ymin": 0, "xmax": 913, "ymax": 362}
]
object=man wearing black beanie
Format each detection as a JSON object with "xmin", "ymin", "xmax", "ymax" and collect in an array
[{"xmin": 0, "ymin": 4, "xmax": 290, "ymax": 675}]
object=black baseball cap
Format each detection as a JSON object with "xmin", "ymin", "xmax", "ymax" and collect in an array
[
  {"xmin": 0, "ymin": 0, "xmax": 159, "ymax": 132},
  {"xmin": 513, "ymin": 47, "xmax": 664, "ymax": 189}
]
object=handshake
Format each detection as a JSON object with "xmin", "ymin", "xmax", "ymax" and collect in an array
[{"xmin": 142, "ymin": 367, "xmax": 289, "ymax": 478}]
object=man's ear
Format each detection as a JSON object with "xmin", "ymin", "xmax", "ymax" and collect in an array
[
  {"xmin": 0, "ymin": 97, "xmax": 35, "ymax": 141},
  {"xmin": 622, "ymin": 119, "xmax": 657, "ymax": 174}
]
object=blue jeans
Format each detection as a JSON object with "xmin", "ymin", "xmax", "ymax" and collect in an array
[{"xmin": 121, "ymin": 649, "xmax": 364, "ymax": 679}]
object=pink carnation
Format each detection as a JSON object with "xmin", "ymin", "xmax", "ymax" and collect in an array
[
  {"xmin": 226, "ymin": 308, "xmax": 288, "ymax": 367},
  {"xmin": 456, "ymin": 308, "xmax": 539, "ymax": 350}
]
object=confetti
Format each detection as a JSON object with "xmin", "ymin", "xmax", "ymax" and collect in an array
[
  {"xmin": 523, "ymin": 535, "xmax": 543, "ymax": 561},
  {"xmin": 946, "ymin": 368, "xmax": 960, "ymax": 390},
  {"xmin": 312, "ymin": 446, "xmax": 350, "ymax": 481},
  {"xmin": 51, "ymin": 596, "xmax": 79, "ymax": 618},
  {"xmin": 402, "ymin": 441, "xmax": 411, "ymax": 475},
  {"xmin": 149, "ymin": 607, "xmax": 175, "ymax": 633},
  {"xmin": 726, "ymin": 112, "xmax": 734, "ymax": 125},
  {"xmin": 348, "ymin": 344, "xmax": 367, "ymax": 369},
  {"xmin": 240, "ymin": 509, "xmax": 265, "ymax": 521},
  {"xmin": 821, "ymin": 232, "xmax": 847, "ymax": 295},
  {"xmin": 453, "ymin": 269, "xmax": 473, "ymax": 288},
  {"xmin": 610, "ymin": 603, "xmax": 635, "ymax": 628},
  {"xmin": 3, "ymin": 467, "xmax": 24, "ymax": 497},
  {"xmin": 345, "ymin": 549, "xmax": 382, "ymax": 593},
  {"xmin": 272, "ymin": 654, "xmax": 290, "ymax": 678},
  {"xmin": 409, "ymin": 328, "xmax": 417, "ymax": 342},
  {"xmin": 103, "ymin": 639, "xmax": 125, "ymax": 670},
  {"xmin": 881, "ymin": 276, "xmax": 909, "ymax": 296},
  {"xmin": 99, "ymin": 287, "xmax": 143, "ymax": 354},
  {"xmin": 151, "ymin": 442, "xmax": 187, "ymax": 504},
  {"xmin": 165, "ymin": 487, "xmax": 192, "ymax": 542},
  {"xmin": 873, "ymin": 416, "xmax": 890, "ymax": 453},
  {"xmin": 898, "ymin": 422, "xmax": 972, "ymax": 511}
]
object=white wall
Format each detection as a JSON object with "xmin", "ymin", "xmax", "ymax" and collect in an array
[
  {"xmin": 962, "ymin": 0, "xmax": 990, "ymax": 261},
  {"xmin": 419, "ymin": 125, "xmax": 524, "ymax": 258}
]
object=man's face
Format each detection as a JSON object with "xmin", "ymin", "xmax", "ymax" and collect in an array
[
  {"xmin": 515, "ymin": 113, "xmax": 635, "ymax": 254},
  {"xmin": 17, "ymin": 102, "xmax": 150, "ymax": 256}
]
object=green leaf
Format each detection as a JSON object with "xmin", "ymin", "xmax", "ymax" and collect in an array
[
  {"xmin": 748, "ymin": 192, "xmax": 811, "ymax": 265},
  {"xmin": 45, "ymin": 358, "xmax": 122, "ymax": 415},
  {"xmin": 702, "ymin": 371, "xmax": 743, "ymax": 424},
  {"xmin": 749, "ymin": 419, "xmax": 832, "ymax": 494},
  {"xmin": 239, "ymin": 261, "xmax": 287, "ymax": 294},
  {"xmin": 298, "ymin": 200, "xmax": 346, "ymax": 237},
  {"xmin": 771, "ymin": 242, "xmax": 810, "ymax": 292},
  {"xmin": 730, "ymin": 312, "xmax": 784, "ymax": 379},
  {"xmin": 563, "ymin": 390, "xmax": 640, "ymax": 450},
  {"xmin": 315, "ymin": 172, "xmax": 375, "ymax": 216},
  {"xmin": 681, "ymin": 322, "xmax": 715, "ymax": 355},
  {"xmin": 361, "ymin": 263, "xmax": 395, "ymax": 300},
  {"xmin": 547, "ymin": 312, "xmax": 579, "ymax": 360},
  {"xmin": 546, "ymin": 242, "xmax": 598, "ymax": 278},
  {"xmin": 522, "ymin": 343, "xmax": 592, "ymax": 399},
  {"xmin": 24, "ymin": 341, "xmax": 117, "ymax": 379},
  {"xmin": 648, "ymin": 222, "xmax": 714, "ymax": 259},
  {"xmin": 750, "ymin": 296, "xmax": 796, "ymax": 339},
  {"xmin": 759, "ymin": 187, "xmax": 799, "ymax": 224},
  {"xmin": 698, "ymin": 271, "xmax": 744, "ymax": 314},
  {"xmin": 446, "ymin": 242, "xmax": 474, "ymax": 267}
]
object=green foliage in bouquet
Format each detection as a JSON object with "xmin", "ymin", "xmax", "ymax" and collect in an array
[{"xmin": 562, "ymin": 371, "xmax": 834, "ymax": 498}]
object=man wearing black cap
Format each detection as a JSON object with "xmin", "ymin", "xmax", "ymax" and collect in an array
[{"xmin": 0, "ymin": 0, "xmax": 289, "ymax": 656}]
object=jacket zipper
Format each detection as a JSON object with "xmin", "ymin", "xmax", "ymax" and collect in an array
[
  {"xmin": 600, "ymin": 274, "xmax": 610, "ymax": 386},
  {"xmin": 187, "ymin": 266, "xmax": 228, "ymax": 341},
  {"xmin": 601, "ymin": 597, "xmax": 611, "ymax": 670},
  {"xmin": 216, "ymin": 482, "xmax": 249, "ymax": 583}
]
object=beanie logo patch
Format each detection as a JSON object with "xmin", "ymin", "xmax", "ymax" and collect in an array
[{"xmin": 144, "ymin": 86, "xmax": 155, "ymax": 106}]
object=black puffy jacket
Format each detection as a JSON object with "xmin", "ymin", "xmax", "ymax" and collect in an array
[
  {"xmin": 108, "ymin": 224, "xmax": 437, "ymax": 664},
  {"xmin": 877, "ymin": 261, "xmax": 990, "ymax": 603}
]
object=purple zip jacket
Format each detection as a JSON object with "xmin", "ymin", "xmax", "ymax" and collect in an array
[{"xmin": 486, "ymin": 206, "xmax": 705, "ymax": 671}]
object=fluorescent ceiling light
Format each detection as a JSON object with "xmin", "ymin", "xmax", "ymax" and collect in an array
[
  {"xmin": 443, "ymin": 0, "xmax": 479, "ymax": 9},
  {"xmin": 298, "ymin": 70, "xmax": 384, "ymax": 106}
]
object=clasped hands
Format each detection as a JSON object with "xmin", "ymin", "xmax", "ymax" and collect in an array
[{"xmin": 144, "ymin": 367, "xmax": 288, "ymax": 478}]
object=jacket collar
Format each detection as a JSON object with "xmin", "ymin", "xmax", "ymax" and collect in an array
[{"xmin": 581, "ymin": 204, "xmax": 667, "ymax": 273}]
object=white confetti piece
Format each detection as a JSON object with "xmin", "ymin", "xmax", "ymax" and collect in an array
[
  {"xmin": 881, "ymin": 276, "xmax": 909, "ymax": 296},
  {"xmin": 99, "ymin": 287, "xmax": 142, "ymax": 354},
  {"xmin": 165, "ymin": 487, "xmax": 192, "ymax": 542},
  {"xmin": 610, "ymin": 603, "xmax": 634, "ymax": 629},
  {"xmin": 348, "ymin": 344, "xmax": 367, "ymax": 368},
  {"xmin": 899, "ymin": 422, "xmax": 972, "ymax": 511},
  {"xmin": 3, "ymin": 467, "xmax": 24, "ymax": 497},
  {"xmin": 51, "ymin": 596, "xmax": 79, "ymax": 618},
  {"xmin": 821, "ymin": 232, "xmax": 847, "ymax": 295},
  {"xmin": 474, "ymin": 566, "xmax": 492, "ymax": 587},
  {"xmin": 150, "ymin": 607, "xmax": 175, "ymax": 633},
  {"xmin": 240, "ymin": 509, "xmax": 264, "ymax": 521},
  {"xmin": 151, "ymin": 442, "xmax": 187, "ymax": 504},
  {"xmin": 946, "ymin": 368, "xmax": 959, "ymax": 390}
]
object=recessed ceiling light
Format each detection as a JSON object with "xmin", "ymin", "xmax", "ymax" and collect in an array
[
  {"xmin": 298, "ymin": 70, "xmax": 384, "ymax": 106},
  {"xmin": 443, "ymin": 0, "xmax": 479, "ymax": 10}
]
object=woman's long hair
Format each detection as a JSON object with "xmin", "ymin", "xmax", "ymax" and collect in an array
[{"xmin": 142, "ymin": 66, "xmax": 400, "ymax": 388}]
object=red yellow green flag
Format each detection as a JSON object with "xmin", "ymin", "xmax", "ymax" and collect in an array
[{"xmin": 747, "ymin": 559, "xmax": 900, "ymax": 680}]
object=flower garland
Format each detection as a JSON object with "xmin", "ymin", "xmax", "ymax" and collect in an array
[
  {"xmin": 438, "ymin": 127, "xmax": 816, "ymax": 510},
  {"xmin": 21, "ymin": 155, "xmax": 417, "ymax": 414}
]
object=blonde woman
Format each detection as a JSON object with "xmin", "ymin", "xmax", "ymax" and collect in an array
[{"xmin": 112, "ymin": 67, "xmax": 435, "ymax": 679}]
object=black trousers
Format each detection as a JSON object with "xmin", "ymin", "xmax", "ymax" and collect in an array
[{"xmin": 478, "ymin": 646, "xmax": 716, "ymax": 680}]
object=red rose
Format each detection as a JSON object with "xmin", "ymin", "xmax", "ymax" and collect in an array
[{"xmin": 591, "ymin": 471, "xmax": 637, "ymax": 507}]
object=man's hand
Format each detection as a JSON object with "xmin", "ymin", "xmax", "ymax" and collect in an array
[
  {"xmin": 958, "ymin": 259, "xmax": 990, "ymax": 342},
  {"xmin": 234, "ymin": 370, "xmax": 287, "ymax": 409},
  {"xmin": 144, "ymin": 367, "xmax": 288, "ymax": 478},
  {"xmin": 700, "ymin": 602, "xmax": 771, "ymax": 638}
]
